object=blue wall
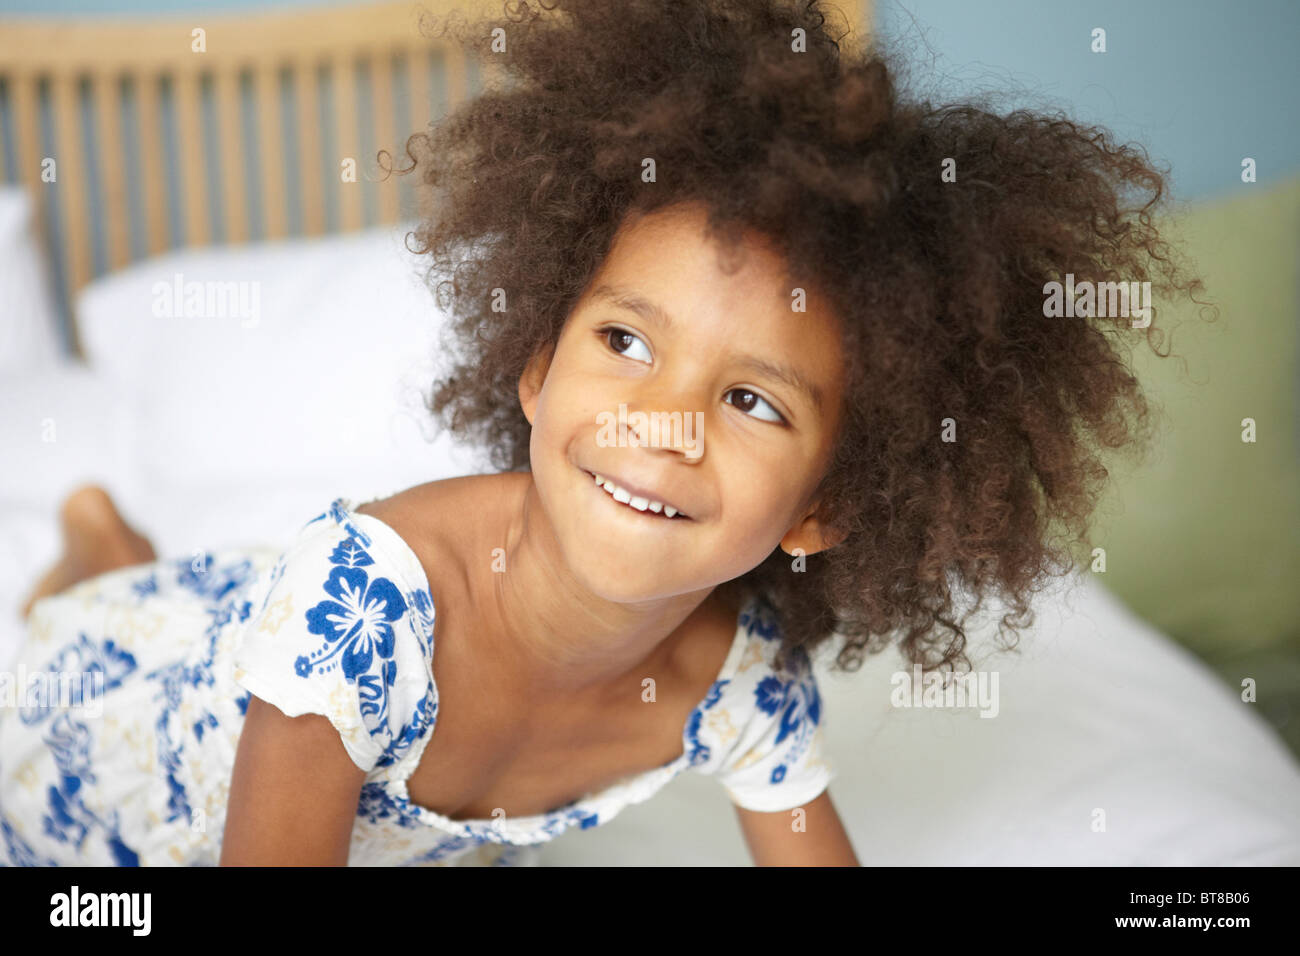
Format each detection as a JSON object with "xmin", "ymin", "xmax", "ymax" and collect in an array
[{"xmin": 872, "ymin": 0, "xmax": 1300, "ymax": 202}]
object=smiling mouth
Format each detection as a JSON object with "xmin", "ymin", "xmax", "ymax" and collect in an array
[{"xmin": 582, "ymin": 469, "xmax": 693, "ymax": 521}]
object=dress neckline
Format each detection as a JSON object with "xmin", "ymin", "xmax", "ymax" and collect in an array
[{"xmin": 329, "ymin": 496, "xmax": 756, "ymax": 844}]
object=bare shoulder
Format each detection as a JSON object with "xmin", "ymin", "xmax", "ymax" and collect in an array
[
  {"xmin": 353, "ymin": 474, "xmax": 525, "ymax": 592},
  {"xmin": 355, "ymin": 474, "xmax": 520, "ymax": 537},
  {"xmin": 354, "ymin": 481, "xmax": 431, "ymax": 527}
]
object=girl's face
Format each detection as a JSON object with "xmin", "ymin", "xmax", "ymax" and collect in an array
[{"xmin": 519, "ymin": 201, "xmax": 847, "ymax": 603}]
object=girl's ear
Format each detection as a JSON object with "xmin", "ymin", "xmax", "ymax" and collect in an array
[
  {"xmin": 779, "ymin": 499, "xmax": 848, "ymax": 557},
  {"xmin": 518, "ymin": 342, "xmax": 556, "ymax": 425}
]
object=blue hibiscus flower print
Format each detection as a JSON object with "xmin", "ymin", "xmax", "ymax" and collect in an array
[
  {"xmin": 754, "ymin": 670, "xmax": 822, "ymax": 743},
  {"xmin": 752, "ymin": 662, "xmax": 822, "ymax": 785},
  {"xmin": 297, "ymin": 537, "xmax": 408, "ymax": 681},
  {"xmin": 20, "ymin": 634, "xmax": 138, "ymax": 727}
]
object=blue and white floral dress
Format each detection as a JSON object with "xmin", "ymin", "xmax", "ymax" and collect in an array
[{"xmin": 0, "ymin": 497, "xmax": 834, "ymax": 866}]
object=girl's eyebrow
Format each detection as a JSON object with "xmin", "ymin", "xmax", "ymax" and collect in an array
[{"xmin": 590, "ymin": 283, "xmax": 826, "ymax": 416}]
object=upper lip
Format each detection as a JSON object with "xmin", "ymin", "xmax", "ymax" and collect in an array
[{"xmin": 583, "ymin": 468, "xmax": 693, "ymax": 519}]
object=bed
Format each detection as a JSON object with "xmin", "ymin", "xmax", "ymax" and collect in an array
[{"xmin": 2, "ymin": 0, "xmax": 1298, "ymax": 866}]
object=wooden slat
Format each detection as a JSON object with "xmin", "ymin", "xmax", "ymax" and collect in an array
[
  {"xmin": 403, "ymin": 48, "xmax": 433, "ymax": 221},
  {"xmin": 51, "ymin": 74, "xmax": 91, "ymax": 300},
  {"xmin": 295, "ymin": 58, "xmax": 324, "ymax": 236},
  {"xmin": 332, "ymin": 55, "xmax": 362, "ymax": 231},
  {"xmin": 173, "ymin": 69, "xmax": 207, "ymax": 246},
  {"xmin": 444, "ymin": 45, "xmax": 466, "ymax": 108},
  {"xmin": 215, "ymin": 68, "xmax": 248, "ymax": 243},
  {"xmin": 254, "ymin": 63, "xmax": 287, "ymax": 239},
  {"xmin": 0, "ymin": 82, "xmax": 7, "ymax": 184},
  {"xmin": 10, "ymin": 74, "xmax": 42, "ymax": 196},
  {"xmin": 136, "ymin": 74, "xmax": 168, "ymax": 255},
  {"xmin": 370, "ymin": 49, "xmax": 399, "ymax": 223},
  {"xmin": 92, "ymin": 73, "xmax": 129, "ymax": 271},
  {"xmin": 12, "ymin": 75, "xmax": 56, "ymax": 347},
  {"xmin": 407, "ymin": 47, "xmax": 431, "ymax": 140}
]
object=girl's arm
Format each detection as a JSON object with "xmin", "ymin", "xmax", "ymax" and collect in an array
[
  {"xmin": 735, "ymin": 789, "xmax": 860, "ymax": 866},
  {"xmin": 220, "ymin": 694, "xmax": 366, "ymax": 866}
]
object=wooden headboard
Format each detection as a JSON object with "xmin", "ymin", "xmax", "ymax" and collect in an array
[
  {"xmin": 0, "ymin": 0, "xmax": 870, "ymax": 359},
  {"xmin": 0, "ymin": 0, "xmax": 504, "ymax": 358}
]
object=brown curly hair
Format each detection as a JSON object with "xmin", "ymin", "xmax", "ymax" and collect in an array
[{"xmin": 394, "ymin": 0, "xmax": 1214, "ymax": 677}]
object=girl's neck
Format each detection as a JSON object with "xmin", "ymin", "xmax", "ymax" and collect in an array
[{"xmin": 450, "ymin": 471, "xmax": 723, "ymax": 706}]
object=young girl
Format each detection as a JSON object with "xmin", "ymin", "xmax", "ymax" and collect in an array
[{"xmin": 0, "ymin": 0, "xmax": 1207, "ymax": 867}]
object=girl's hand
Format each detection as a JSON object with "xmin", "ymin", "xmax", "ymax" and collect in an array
[
  {"xmin": 220, "ymin": 694, "xmax": 366, "ymax": 866},
  {"xmin": 735, "ymin": 789, "xmax": 860, "ymax": 866}
]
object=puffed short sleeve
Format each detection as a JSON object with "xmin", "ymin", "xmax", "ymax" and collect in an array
[
  {"xmin": 709, "ymin": 645, "xmax": 835, "ymax": 812},
  {"xmin": 231, "ymin": 506, "xmax": 437, "ymax": 775}
]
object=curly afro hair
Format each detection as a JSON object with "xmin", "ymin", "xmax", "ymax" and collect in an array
[{"xmin": 396, "ymin": 0, "xmax": 1214, "ymax": 677}]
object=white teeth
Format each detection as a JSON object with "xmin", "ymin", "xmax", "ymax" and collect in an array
[{"xmin": 590, "ymin": 472, "xmax": 683, "ymax": 518}]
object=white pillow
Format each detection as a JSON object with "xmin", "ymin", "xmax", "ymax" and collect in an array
[
  {"xmin": 0, "ymin": 360, "xmax": 141, "ymax": 512},
  {"xmin": 75, "ymin": 224, "xmax": 486, "ymax": 502},
  {"xmin": 0, "ymin": 187, "xmax": 64, "ymax": 372},
  {"xmin": 0, "ymin": 361, "xmax": 142, "ymax": 671}
]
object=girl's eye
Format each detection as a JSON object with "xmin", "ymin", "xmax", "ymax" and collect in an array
[
  {"xmin": 598, "ymin": 325, "xmax": 787, "ymax": 426},
  {"xmin": 725, "ymin": 388, "xmax": 786, "ymax": 425},
  {"xmin": 602, "ymin": 326, "xmax": 653, "ymax": 364}
]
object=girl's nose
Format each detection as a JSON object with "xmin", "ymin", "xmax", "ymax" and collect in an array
[{"xmin": 620, "ymin": 398, "xmax": 705, "ymax": 462}]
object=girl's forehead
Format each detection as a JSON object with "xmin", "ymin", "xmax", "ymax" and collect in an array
[
  {"xmin": 611, "ymin": 201, "xmax": 786, "ymax": 266},
  {"xmin": 593, "ymin": 206, "xmax": 806, "ymax": 311}
]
